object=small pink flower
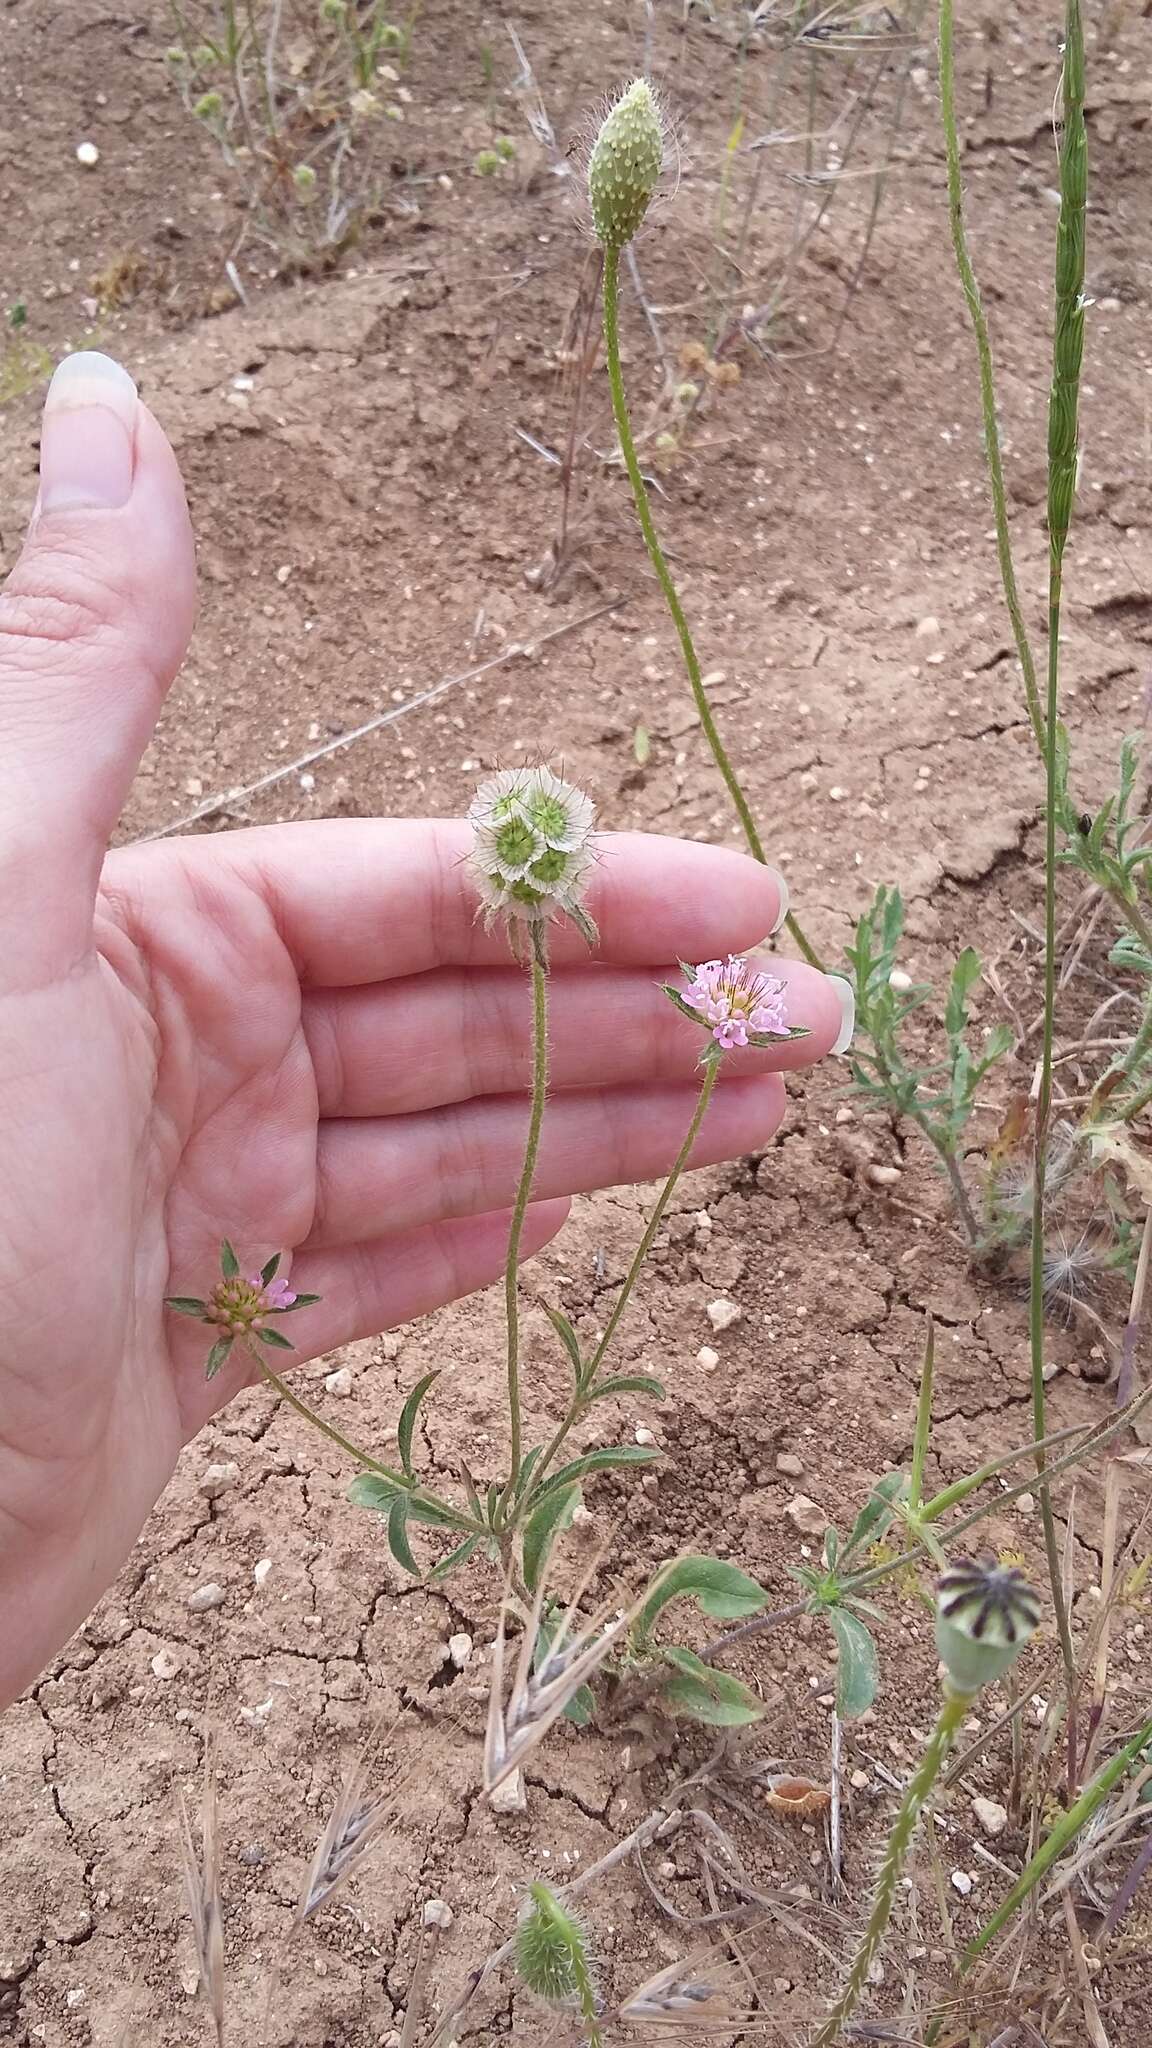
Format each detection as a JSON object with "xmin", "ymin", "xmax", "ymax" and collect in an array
[
  {"xmin": 249, "ymin": 1272, "xmax": 298, "ymax": 1312},
  {"xmin": 681, "ymin": 955, "xmax": 791, "ymax": 1050}
]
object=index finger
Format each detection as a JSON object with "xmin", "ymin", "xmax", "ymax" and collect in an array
[{"xmin": 129, "ymin": 819, "xmax": 789, "ymax": 985}]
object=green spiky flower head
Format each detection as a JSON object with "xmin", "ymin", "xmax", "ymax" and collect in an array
[
  {"xmin": 588, "ymin": 78, "xmax": 663, "ymax": 250},
  {"xmin": 468, "ymin": 765, "xmax": 597, "ymax": 945},
  {"xmin": 934, "ymin": 1557, "xmax": 1042, "ymax": 1697}
]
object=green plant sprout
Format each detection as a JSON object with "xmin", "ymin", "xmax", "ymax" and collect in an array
[
  {"xmin": 846, "ymin": 886, "xmax": 1013, "ymax": 1244},
  {"xmin": 166, "ymin": 0, "xmax": 414, "ymax": 269}
]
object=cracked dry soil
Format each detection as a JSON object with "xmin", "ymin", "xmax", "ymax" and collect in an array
[{"xmin": 2, "ymin": 0, "xmax": 1152, "ymax": 2042}]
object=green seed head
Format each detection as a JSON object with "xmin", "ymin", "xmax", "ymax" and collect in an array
[
  {"xmin": 934, "ymin": 1557, "xmax": 1042, "ymax": 1697},
  {"xmin": 588, "ymin": 78, "xmax": 663, "ymax": 250}
]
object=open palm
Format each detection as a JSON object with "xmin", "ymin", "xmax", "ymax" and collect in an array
[{"xmin": 0, "ymin": 354, "xmax": 846, "ymax": 1707}]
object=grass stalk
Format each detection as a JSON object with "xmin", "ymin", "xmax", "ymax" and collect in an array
[
  {"xmin": 504, "ymin": 940, "xmax": 550, "ymax": 1489},
  {"xmin": 600, "ymin": 240, "xmax": 824, "ymax": 972},
  {"xmin": 811, "ymin": 1684, "xmax": 973, "ymax": 2048},
  {"xmin": 1028, "ymin": 0, "xmax": 1088, "ymax": 1788},
  {"xmin": 938, "ymin": 0, "xmax": 1044, "ymax": 753}
]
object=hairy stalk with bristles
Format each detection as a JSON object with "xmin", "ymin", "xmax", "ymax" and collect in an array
[{"xmin": 588, "ymin": 78, "xmax": 824, "ymax": 973}]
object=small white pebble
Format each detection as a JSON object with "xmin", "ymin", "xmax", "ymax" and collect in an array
[
  {"xmin": 915, "ymin": 615, "xmax": 941, "ymax": 638},
  {"xmin": 635, "ymin": 1426, "xmax": 657, "ymax": 1447},
  {"xmin": 240, "ymin": 1694, "xmax": 275, "ymax": 1726},
  {"xmin": 950, "ymin": 1870, "xmax": 975, "ymax": 1897},
  {"xmin": 695, "ymin": 1345, "xmax": 720, "ymax": 1372},
  {"xmin": 447, "ymin": 1632, "xmax": 473, "ymax": 1669},
  {"xmin": 199, "ymin": 1461, "xmax": 240, "ymax": 1498},
  {"xmin": 829, "ymin": 785, "xmax": 846, "ymax": 801},
  {"xmin": 151, "ymin": 1648, "xmax": 180, "ymax": 1681},
  {"xmin": 571, "ymin": 1502, "xmax": 594, "ymax": 1526},
  {"xmin": 888, "ymin": 968, "xmax": 912, "ymax": 991},
  {"xmin": 850, "ymin": 1768, "xmax": 870, "ymax": 1790},
  {"xmin": 488, "ymin": 1768, "xmax": 527, "ymax": 1814},
  {"xmin": 785, "ymin": 1494, "xmax": 827, "ymax": 1537},
  {"xmin": 867, "ymin": 1163, "xmax": 902, "ymax": 1187},
  {"xmin": 423, "ymin": 1898, "xmax": 453, "ymax": 1930},
  {"xmin": 973, "ymin": 1797, "xmax": 1009, "ymax": 1839},
  {"xmin": 834, "ymin": 1103, "xmax": 855, "ymax": 1125},
  {"xmin": 275, "ymin": 564, "xmax": 292, "ymax": 584},
  {"xmin": 66, "ymin": 1989, "xmax": 86, "ymax": 2009},
  {"xmin": 187, "ymin": 1583, "xmax": 226, "ymax": 1614},
  {"xmin": 1016, "ymin": 1492, "xmax": 1036, "ymax": 1517},
  {"xmin": 707, "ymin": 1298, "xmax": 743, "ymax": 1334},
  {"xmin": 253, "ymin": 1558, "xmax": 273, "ymax": 1588},
  {"xmin": 692, "ymin": 1209, "xmax": 713, "ymax": 1234},
  {"xmin": 76, "ymin": 140, "xmax": 100, "ymax": 166},
  {"xmin": 325, "ymin": 1367, "xmax": 353, "ymax": 1397},
  {"xmin": 299, "ymin": 772, "xmax": 316, "ymax": 793},
  {"xmin": 776, "ymin": 1452, "xmax": 804, "ymax": 1478}
]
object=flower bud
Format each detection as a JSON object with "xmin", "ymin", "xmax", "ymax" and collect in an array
[
  {"xmin": 934, "ymin": 1557, "xmax": 1041, "ymax": 1696},
  {"xmin": 588, "ymin": 78, "xmax": 662, "ymax": 250}
]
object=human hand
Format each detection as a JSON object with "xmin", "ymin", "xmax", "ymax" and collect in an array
[{"xmin": 0, "ymin": 353, "xmax": 851, "ymax": 1706}]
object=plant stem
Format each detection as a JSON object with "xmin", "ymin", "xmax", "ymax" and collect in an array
[
  {"xmin": 504, "ymin": 940, "xmax": 550, "ymax": 1490},
  {"xmin": 524, "ymin": 1054, "xmax": 721, "ymax": 1507},
  {"xmin": 1030, "ymin": 0, "xmax": 1087, "ymax": 1791},
  {"xmin": 1117, "ymin": 1070, "xmax": 1152, "ymax": 1126},
  {"xmin": 249, "ymin": 1349, "xmax": 468, "ymax": 1524},
  {"xmin": 600, "ymin": 241, "xmax": 824, "ymax": 973},
  {"xmin": 811, "ymin": 1684, "xmax": 972, "ymax": 2048},
  {"xmin": 938, "ymin": 0, "xmax": 1044, "ymax": 755}
]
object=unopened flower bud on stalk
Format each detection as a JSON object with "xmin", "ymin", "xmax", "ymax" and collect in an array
[
  {"xmin": 588, "ymin": 78, "xmax": 663, "ymax": 250},
  {"xmin": 468, "ymin": 766, "xmax": 597, "ymax": 945},
  {"xmin": 934, "ymin": 1557, "xmax": 1041, "ymax": 1696}
]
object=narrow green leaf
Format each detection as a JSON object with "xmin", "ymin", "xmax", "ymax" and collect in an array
[
  {"xmin": 397, "ymin": 1371, "xmax": 440, "ymax": 1478},
  {"xmin": 220, "ymin": 1239, "xmax": 240, "ymax": 1278},
  {"xmin": 281, "ymin": 1291, "xmax": 322, "ymax": 1310},
  {"xmin": 633, "ymin": 721, "xmax": 650, "ymax": 765},
  {"xmin": 564, "ymin": 1684, "xmax": 595, "ymax": 1727},
  {"xmin": 634, "ymin": 1555, "xmax": 766, "ymax": 1649},
  {"xmin": 256, "ymin": 1324, "xmax": 295, "ymax": 1350},
  {"xmin": 531, "ymin": 1445, "xmax": 660, "ymax": 1504},
  {"xmin": 660, "ymin": 984, "xmax": 707, "ymax": 1028},
  {"xmin": 583, "ymin": 1374, "xmax": 667, "ymax": 1404},
  {"xmin": 428, "ymin": 1535, "xmax": 479, "ymax": 1581},
  {"xmin": 260, "ymin": 1253, "xmax": 282, "ymax": 1285},
  {"xmin": 659, "ymin": 1648, "xmax": 764, "ymax": 1727},
  {"xmin": 346, "ymin": 1473, "xmax": 475, "ymax": 1531},
  {"xmin": 945, "ymin": 947, "xmax": 982, "ymax": 1039},
  {"xmin": 523, "ymin": 1483, "xmax": 581, "ymax": 1593},
  {"xmin": 205, "ymin": 1336, "xmax": 233, "ymax": 1380},
  {"xmin": 827, "ymin": 1605, "xmax": 880, "ymax": 1719},
  {"xmin": 387, "ymin": 1494, "xmax": 418, "ymax": 1576},
  {"xmin": 844, "ymin": 1469, "xmax": 908, "ymax": 1559},
  {"xmin": 165, "ymin": 1296, "xmax": 207, "ymax": 1317},
  {"xmin": 543, "ymin": 1305, "xmax": 584, "ymax": 1379}
]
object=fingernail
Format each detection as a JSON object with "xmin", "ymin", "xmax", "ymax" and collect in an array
[
  {"xmin": 825, "ymin": 973, "xmax": 855, "ymax": 1055},
  {"xmin": 766, "ymin": 866, "xmax": 791, "ymax": 938},
  {"xmin": 39, "ymin": 351, "xmax": 137, "ymax": 513}
]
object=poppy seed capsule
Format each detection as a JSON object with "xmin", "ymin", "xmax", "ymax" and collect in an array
[
  {"xmin": 588, "ymin": 79, "xmax": 663, "ymax": 250},
  {"xmin": 934, "ymin": 1557, "xmax": 1042, "ymax": 1696}
]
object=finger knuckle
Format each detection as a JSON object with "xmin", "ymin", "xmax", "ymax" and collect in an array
[{"xmin": 0, "ymin": 542, "xmax": 128, "ymax": 664}]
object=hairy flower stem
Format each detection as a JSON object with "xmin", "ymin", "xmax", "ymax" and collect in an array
[
  {"xmin": 938, "ymin": 0, "xmax": 1043, "ymax": 754},
  {"xmin": 523, "ymin": 1054, "xmax": 719, "ymax": 1507},
  {"xmin": 505, "ymin": 939, "xmax": 550, "ymax": 1490},
  {"xmin": 600, "ymin": 242, "xmax": 824, "ymax": 972},
  {"xmin": 1031, "ymin": 0, "xmax": 1087, "ymax": 1790},
  {"xmin": 812, "ymin": 1685, "xmax": 972, "ymax": 2048}
]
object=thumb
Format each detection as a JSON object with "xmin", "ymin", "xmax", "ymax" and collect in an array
[{"xmin": 0, "ymin": 351, "xmax": 196, "ymax": 945}]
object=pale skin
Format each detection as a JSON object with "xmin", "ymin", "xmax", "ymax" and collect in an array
[{"xmin": 0, "ymin": 353, "xmax": 849, "ymax": 1709}]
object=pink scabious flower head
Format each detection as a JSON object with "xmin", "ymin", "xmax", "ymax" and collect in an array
[
  {"xmin": 165, "ymin": 1244, "xmax": 320, "ymax": 1380},
  {"xmin": 663, "ymin": 954, "xmax": 802, "ymax": 1055}
]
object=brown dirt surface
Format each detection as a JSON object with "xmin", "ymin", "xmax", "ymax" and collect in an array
[{"xmin": 2, "ymin": 2, "xmax": 1152, "ymax": 2044}]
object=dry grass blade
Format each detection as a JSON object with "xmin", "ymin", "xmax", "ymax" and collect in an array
[
  {"xmin": 618, "ymin": 1954, "xmax": 741, "ymax": 2028},
  {"xmin": 177, "ymin": 1758, "xmax": 225, "ymax": 2048},
  {"xmin": 295, "ymin": 1753, "xmax": 393, "ymax": 1923},
  {"xmin": 484, "ymin": 1557, "xmax": 636, "ymax": 1795}
]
